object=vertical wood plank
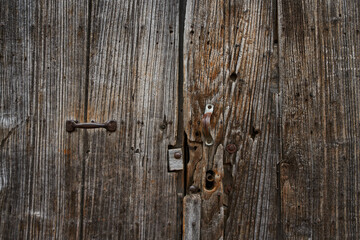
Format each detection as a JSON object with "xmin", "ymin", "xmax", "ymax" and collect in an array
[
  {"xmin": 183, "ymin": 194, "xmax": 201, "ymax": 240},
  {"xmin": 278, "ymin": 0, "xmax": 360, "ymax": 238},
  {"xmin": 223, "ymin": 0, "xmax": 280, "ymax": 239},
  {"xmin": 183, "ymin": 0, "xmax": 225, "ymax": 238},
  {"xmin": 0, "ymin": 0, "xmax": 89, "ymax": 239},
  {"xmin": 82, "ymin": 0, "xmax": 181, "ymax": 239},
  {"xmin": 184, "ymin": 0, "xmax": 279, "ymax": 239}
]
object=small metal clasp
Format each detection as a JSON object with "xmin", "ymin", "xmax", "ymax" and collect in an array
[{"xmin": 201, "ymin": 104, "xmax": 214, "ymax": 146}]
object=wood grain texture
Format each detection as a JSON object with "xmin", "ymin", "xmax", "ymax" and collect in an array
[
  {"xmin": 82, "ymin": 0, "xmax": 181, "ymax": 239},
  {"xmin": 2, "ymin": 0, "xmax": 360, "ymax": 239},
  {"xmin": 0, "ymin": 0, "xmax": 89, "ymax": 239},
  {"xmin": 184, "ymin": 0, "xmax": 279, "ymax": 239},
  {"xmin": 278, "ymin": 0, "xmax": 360, "ymax": 239},
  {"xmin": 183, "ymin": 193, "xmax": 201, "ymax": 240},
  {"xmin": 222, "ymin": 0, "xmax": 280, "ymax": 239},
  {"xmin": 183, "ymin": 0, "xmax": 225, "ymax": 238}
]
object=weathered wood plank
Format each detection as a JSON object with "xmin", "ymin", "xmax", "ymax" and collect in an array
[
  {"xmin": 0, "ymin": 0, "xmax": 89, "ymax": 239},
  {"xmin": 184, "ymin": 0, "xmax": 279, "ymax": 239},
  {"xmin": 278, "ymin": 0, "xmax": 360, "ymax": 238},
  {"xmin": 82, "ymin": 0, "xmax": 181, "ymax": 239},
  {"xmin": 222, "ymin": 0, "xmax": 280, "ymax": 239},
  {"xmin": 183, "ymin": 193, "xmax": 201, "ymax": 240},
  {"xmin": 183, "ymin": 0, "xmax": 225, "ymax": 238}
]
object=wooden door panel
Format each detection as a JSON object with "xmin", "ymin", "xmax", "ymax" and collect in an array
[
  {"xmin": 278, "ymin": 0, "xmax": 360, "ymax": 238},
  {"xmin": 83, "ymin": 0, "xmax": 181, "ymax": 239},
  {"xmin": 183, "ymin": 0, "xmax": 279, "ymax": 239},
  {"xmin": 2, "ymin": 0, "xmax": 360, "ymax": 239},
  {"xmin": 0, "ymin": 0, "xmax": 89, "ymax": 239},
  {"xmin": 222, "ymin": 1, "xmax": 280, "ymax": 239}
]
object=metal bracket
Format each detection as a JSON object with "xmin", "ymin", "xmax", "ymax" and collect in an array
[
  {"xmin": 168, "ymin": 148, "xmax": 183, "ymax": 171},
  {"xmin": 66, "ymin": 120, "xmax": 117, "ymax": 132},
  {"xmin": 202, "ymin": 104, "xmax": 214, "ymax": 146}
]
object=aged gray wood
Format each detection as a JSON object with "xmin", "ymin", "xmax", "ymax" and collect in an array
[
  {"xmin": 183, "ymin": 193, "xmax": 201, "ymax": 240},
  {"xmin": 184, "ymin": 0, "xmax": 279, "ymax": 239},
  {"xmin": 1, "ymin": 0, "xmax": 182, "ymax": 239},
  {"xmin": 81, "ymin": 0, "xmax": 181, "ymax": 239},
  {"xmin": 0, "ymin": 0, "xmax": 89, "ymax": 239},
  {"xmin": 278, "ymin": 0, "xmax": 360, "ymax": 239},
  {"xmin": 3, "ymin": 0, "xmax": 360, "ymax": 239}
]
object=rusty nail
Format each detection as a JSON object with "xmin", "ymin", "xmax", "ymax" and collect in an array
[
  {"xmin": 189, "ymin": 185, "xmax": 197, "ymax": 193},
  {"xmin": 226, "ymin": 144, "xmax": 237, "ymax": 153},
  {"xmin": 174, "ymin": 152, "xmax": 182, "ymax": 159}
]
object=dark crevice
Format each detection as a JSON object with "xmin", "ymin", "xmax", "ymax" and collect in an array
[
  {"xmin": 273, "ymin": 0, "xmax": 283, "ymax": 239},
  {"xmin": 176, "ymin": 0, "xmax": 186, "ymax": 149},
  {"xmin": 178, "ymin": 1, "xmax": 187, "ymax": 239},
  {"xmin": 79, "ymin": 0, "xmax": 93, "ymax": 239},
  {"xmin": 276, "ymin": 162, "xmax": 282, "ymax": 240},
  {"xmin": 205, "ymin": 170, "xmax": 215, "ymax": 190},
  {"xmin": 183, "ymin": 132, "xmax": 189, "ymax": 193},
  {"xmin": 84, "ymin": 1, "xmax": 92, "ymax": 122},
  {"xmin": 250, "ymin": 126, "xmax": 260, "ymax": 139}
]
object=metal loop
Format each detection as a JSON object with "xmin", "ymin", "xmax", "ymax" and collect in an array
[{"xmin": 201, "ymin": 104, "xmax": 214, "ymax": 146}]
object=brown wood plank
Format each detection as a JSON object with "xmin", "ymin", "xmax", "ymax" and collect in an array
[
  {"xmin": 222, "ymin": 0, "xmax": 280, "ymax": 239},
  {"xmin": 0, "ymin": 0, "xmax": 89, "ymax": 239},
  {"xmin": 183, "ymin": 0, "xmax": 226, "ymax": 238},
  {"xmin": 278, "ymin": 0, "xmax": 360, "ymax": 238},
  {"xmin": 183, "ymin": 0, "xmax": 279, "ymax": 239},
  {"xmin": 82, "ymin": 0, "xmax": 181, "ymax": 239}
]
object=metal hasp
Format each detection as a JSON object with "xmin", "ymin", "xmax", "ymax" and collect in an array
[
  {"xmin": 201, "ymin": 104, "xmax": 214, "ymax": 146},
  {"xmin": 66, "ymin": 120, "xmax": 117, "ymax": 132}
]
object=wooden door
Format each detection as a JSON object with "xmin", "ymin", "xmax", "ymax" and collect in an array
[
  {"xmin": 1, "ymin": 0, "xmax": 360, "ymax": 239},
  {"xmin": 183, "ymin": 0, "xmax": 360, "ymax": 239},
  {"xmin": 0, "ymin": 0, "xmax": 181, "ymax": 239}
]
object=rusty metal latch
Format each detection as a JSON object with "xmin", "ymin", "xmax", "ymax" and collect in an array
[
  {"xmin": 201, "ymin": 104, "xmax": 214, "ymax": 146},
  {"xmin": 66, "ymin": 120, "xmax": 117, "ymax": 132}
]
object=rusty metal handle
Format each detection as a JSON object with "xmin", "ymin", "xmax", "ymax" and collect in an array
[
  {"xmin": 66, "ymin": 120, "xmax": 117, "ymax": 132},
  {"xmin": 201, "ymin": 104, "xmax": 214, "ymax": 146}
]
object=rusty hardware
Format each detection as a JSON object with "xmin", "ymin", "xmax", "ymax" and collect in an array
[
  {"xmin": 201, "ymin": 104, "xmax": 214, "ymax": 146},
  {"xmin": 66, "ymin": 120, "xmax": 117, "ymax": 132},
  {"xmin": 174, "ymin": 152, "xmax": 182, "ymax": 159},
  {"xmin": 206, "ymin": 171, "xmax": 215, "ymax": 183},
  {"xmin": 189, "ymin": 185, "xmax": 198, "ymax": 193},
  {"xmin": 226, "ymin": 143, "xmax": 237, "ymax": 153},
  {"xmin": 205, "ymin": 170, "xmax": 215, "ymax": 190},
  {"xmin": 168, "ymin": 148, "xmax": 183, "ymax": 171}
]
